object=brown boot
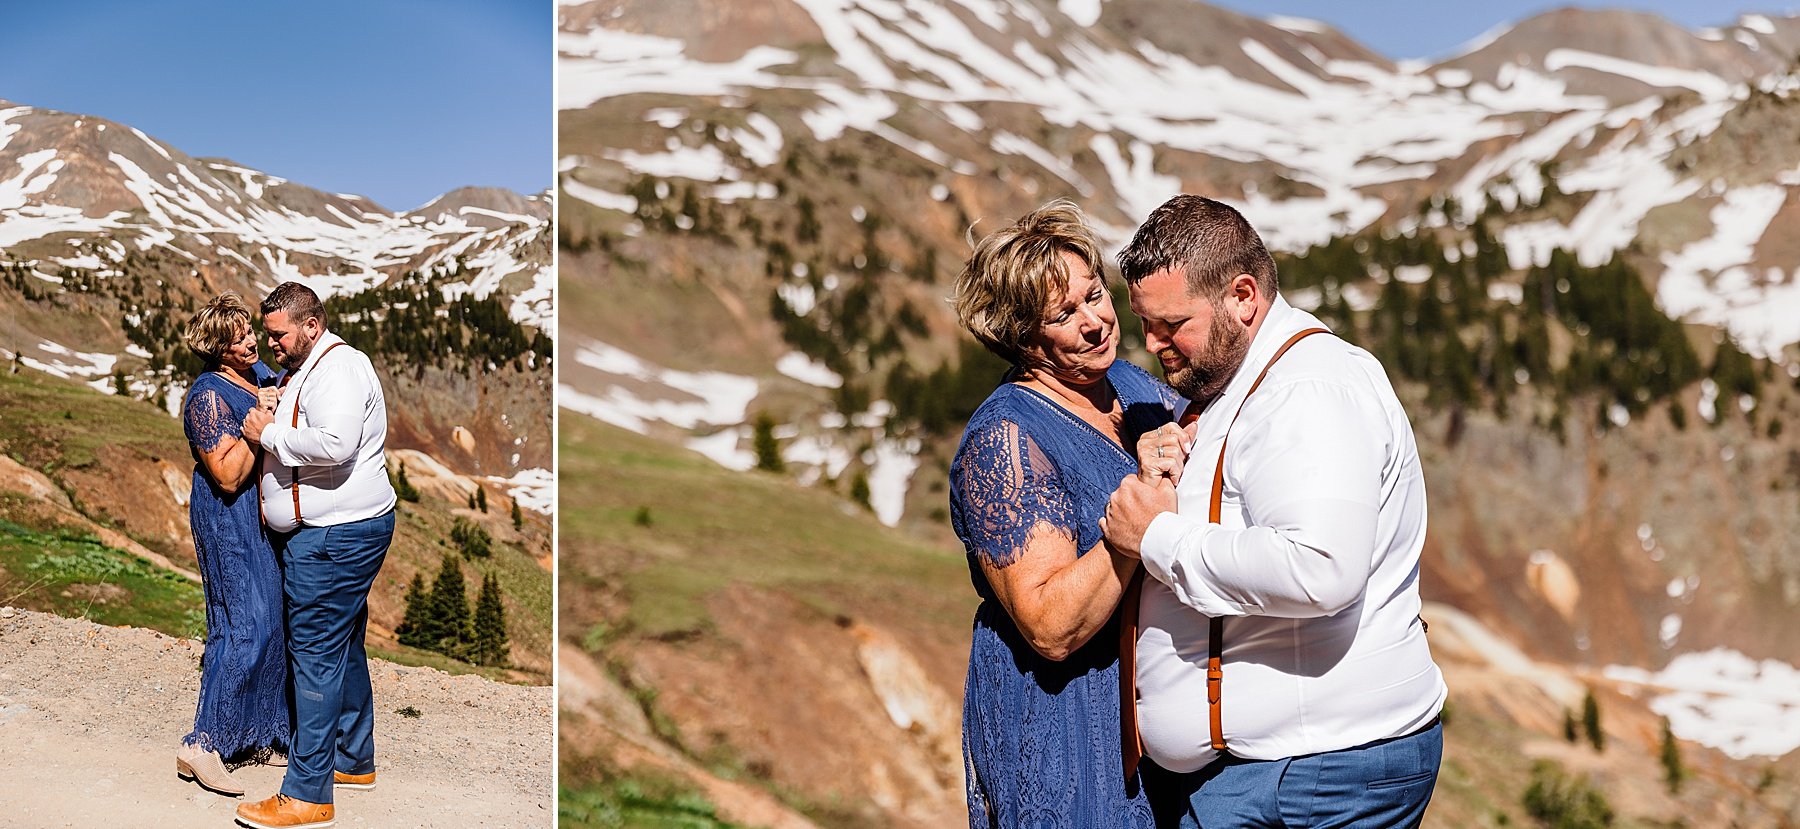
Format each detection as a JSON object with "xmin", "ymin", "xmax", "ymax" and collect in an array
[
  {"xmin": 333, "ymin": 770, "xmax": 375, "ymax": 790},
  {"xmin": 234, "ymin": 794, "xmax": 334, "ymax": 829},
  {"xmin": 175, "ymin": 742, "xmax": 244, "ymax": 797}
]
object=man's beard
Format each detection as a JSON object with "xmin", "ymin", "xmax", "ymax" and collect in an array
[
  {"xmin": 1163, "ymin": 301, "xmax": 1251, "ymax": 406},
  {"xmin": 279, "ymin": 332, "xmax": 318, "ymax": 371}
]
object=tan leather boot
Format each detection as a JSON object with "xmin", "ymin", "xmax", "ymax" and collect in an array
[
  {"xmin": 175, "ymin": 742, "xmax": 244, "ymax": 796},
  {"xmin": 235, "ymin": 794, "xmax": 334, "ymax": 829},
  {"xmin": 332, "ymin": 770, "xmax": 375, "ymax": 790}
]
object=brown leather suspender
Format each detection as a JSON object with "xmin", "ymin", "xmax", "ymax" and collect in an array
[
  {"xmin": 283, "ymin": 341, "xmax": 346, "ymax": 526},
  {"xmin": 1119, "ymin": 327, "xmax": 1328, "ymax": 778}
]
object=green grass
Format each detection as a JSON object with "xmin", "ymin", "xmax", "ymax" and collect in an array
[
  {"xmin": 559, "ymin": 781, "xmax": 747, "ymax": 829},
  {"xmin": 0, "ymin": 517, "xmax": 205, "ymax": 638},
  {"xmin": 558, "ymin": 414, "xmax": 970, "ymax": 641},
  {"xmin": 559, "ymin": 759, "xmax": 751, "ymax": 829},
  {"xmin": 0, "ymin": 366, "xmax": 185, "ymax": 472},
  {"xmin": 365, "ymin": 642, "xmax": 522, "ymax": 683}
]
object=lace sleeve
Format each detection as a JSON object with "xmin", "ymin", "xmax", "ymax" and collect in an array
[
  {"xmin": 951, "ymin": 418, "xmax": 1077, "ymax": 569},
  {"xmin": 183, "ymin": 384, "xmax": 240, "ymax": 454}
]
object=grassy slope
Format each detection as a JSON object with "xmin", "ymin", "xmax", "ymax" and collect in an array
[
  {"xmin": 558, "ymin": 413, "xmax": 970, "ymax": 644},
  {"xmin": 0, "ymin": 368, "xmax": 551, "ymax": 683},
  {"xmin": 559, "ymin": 411, "xmax": 1800, "ymax": 827},
  {"xmin": 558, "ymin": 413, "xmax": 973, "ymax": 825},
  {"xmin": 0, "ymin": 507, "xmax": 204, "ymax": 638},
  {"xmin": 0, "ymin": 364, "xmax": 183, "ymax": 472}
]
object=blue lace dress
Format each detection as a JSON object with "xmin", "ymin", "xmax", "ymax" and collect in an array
[
  {"xmin": 182, "ymin": 367, "xmax": 290, "ymax": 760},
  {"xmin": 951, "ymin": 360, "xmax": 1182, "ymax": 829}
]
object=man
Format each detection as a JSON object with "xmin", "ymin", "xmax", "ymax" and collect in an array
[
  {"xmin": 238, "ymin": 281, "xmax": 396, "ymax": 829},
  {"xmin": 1102, "ymin": 196, "xmax": 1446, "ymax": 828}
]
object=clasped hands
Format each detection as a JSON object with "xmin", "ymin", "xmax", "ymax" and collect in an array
[
  {"xmin": 242, "ymin": 386, "xmax": 281, "ymax": 443},
  {"xmin": 1101, "ymin": 422, "xmax": 1194, "ymax": 559}
]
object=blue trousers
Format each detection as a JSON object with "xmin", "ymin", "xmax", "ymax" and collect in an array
[
  {"xmin": 1143, "ymin": 721, "xmax": 1442, "ymax": 829},
  {"xmin": 273, "ymin": 511, "xmax": 393, "ymax": 804}
]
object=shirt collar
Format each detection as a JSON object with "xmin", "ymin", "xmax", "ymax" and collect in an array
[
  {"xmin": 1209, "ymin": 294, "xmax": 1327, "ymax": 411},
  {"xmin": 293, "ymin": 329, "xmax": 344, "ymax": 379}
]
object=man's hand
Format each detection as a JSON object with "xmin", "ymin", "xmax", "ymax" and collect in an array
[
  {"xmin": 1136, "ymin": 422, "xmax": 1190, "ymax": 484},
  {"xmin": 243, "ymin": 407, "xmax": 274, "ymax": 444},
  {"xmin": 1101, "ymin": 473, "xmax": 1178, "ymax": 560},
  {"xmin": 257, "ymin": 386, "xmax": 281, "ymax": 412}
]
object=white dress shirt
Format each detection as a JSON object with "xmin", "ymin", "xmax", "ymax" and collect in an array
[
  {"xmin": 258, "ymin": 331, "xmax": 397, "ymax": 532},
  {"xmin": 1134, "ymin": 296, "xmax": 1446, "ymax": 773}
]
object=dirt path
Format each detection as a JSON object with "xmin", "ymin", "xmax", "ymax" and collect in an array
[{"xmin": 0, "ymin": 608, "xmax": 553, "ymax": 828}]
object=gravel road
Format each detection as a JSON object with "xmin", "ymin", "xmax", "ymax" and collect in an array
[{"xmin": 0, "ymin": 608, "xmax": 553, "ymax": 828}]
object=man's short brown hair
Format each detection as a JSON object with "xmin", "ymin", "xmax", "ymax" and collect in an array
[
  {"xmin": 952, "ymin": 198, "xmax": 1106, "ymax": 365},
  {"xmin": 261, "ymin": 281, "xmax": 327, "ymax": 328},
  {"xmin": 182, "ymin": 291, "xmax": 253, "ymax": 364},
  {"xmin": 1117, "ymin": 195, "xmax": 1278, "ymax": 298}
]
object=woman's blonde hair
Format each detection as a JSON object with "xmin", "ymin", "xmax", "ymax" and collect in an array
[
  {"xmin": 952, "ymin": 198, "xmax": 1106, "ymax": 365},
  {"xmin": 182, "ymin": 291, "xmax": 253, "ymax": 364}
]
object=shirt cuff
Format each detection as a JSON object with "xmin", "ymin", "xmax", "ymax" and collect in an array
[{"xmin": 1139, "ymin": 511, "xmax": 1245, "ymax": 617}]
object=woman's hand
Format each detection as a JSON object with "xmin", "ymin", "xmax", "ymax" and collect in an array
[
  {"xmin": 1136, "ymin": 422, "xmax": 1190, "ymax": 484},
  {"xmin": 257, "ymin": 386, "xmax": 281, "ymax": 413}
]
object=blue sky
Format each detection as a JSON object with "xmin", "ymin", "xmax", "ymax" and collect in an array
[
  {"xmin": 1208, "ymin": 1, "xmax": 1796, "ymax": 60},
  {"xmin": 0, "ymin": 0, "xmax": 549, "ymax": 212}
]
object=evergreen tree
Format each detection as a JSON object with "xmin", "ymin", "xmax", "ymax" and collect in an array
[
  {"xmin": 452, "ymin": 517, "xmax": 493, "ymax": 559},
  {"xmin": 753, "ymin": 414, "xmax": 784, "ymax": 472},
  {"xmin": 425, "ymin": 554, "xmax": 471, "ymax": 657},
  {"xmin": 511, "ymin": 498, "xmax": 523, "ymax": 531},
  {"xmin": 850, "ymin": 471, "xmax": 872, "ymax": 511},
  {"xmin": 476, "ymin": 486, "xmax": 489, "ymax": 513},
  {"xmin": 471, "ymin": 572, "xmax": 509, "ymax": 667},
  {"xmin": 1563, "ymin": 708, "xmax": 1579, "ymax": 744},
  {"xmin": 396, "ymin": 573, "xmax": 432, "ymax": 648},
  {"xmin": 1581, "ymin": 688, "xmax": 1605, "ymax": 752},
  {"xmin": 394, "ymin": 462, "xmax": 420, "ymax": 503},
  {"xmin": 1660, "ymin": 718, "xmax": 1685, "ymax": 794}
]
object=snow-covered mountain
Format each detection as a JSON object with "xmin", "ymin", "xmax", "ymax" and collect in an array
[
  {"xmin": 561, "ymin": 0, "xmax": 1800, "ymax": 350},
  {"xmin": 0, "ymin": 100, "xmax": 554, "ymax": 485},
  {"xmin": 559, "ymin": 3, "xmax": 1800, "ymax": 821}
]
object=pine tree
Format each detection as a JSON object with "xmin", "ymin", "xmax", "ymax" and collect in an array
[
  {"xmin": 426, "ymin": 554, "xmax": 472, "ymax": 657},
  {"xmin": 753, "ymin": 414, "xmax": 784, "ymax": 472},
  {"xmin": 396, "ymin": 573, "xmax": 432, "ymax": 648},
  {"xmin": 850, "ymin": 471, "xmax": 871, "ymax": 511},
  {"xmin": 1563, "ymin": 708, "xmax": 1579, "ymax": 743},
  {"xmin": 451, "ymin": 517, "xmax": 492, "ymax": 559},
  {"xmin": 1581, "ymin": 688, "xmax": 1605, "ymax": 752},
  {"xmin": 511, "ymin": 498, "xmax": 523, "ymax": 531},
  {"xmin": 476, "ymin": 486, "xmax": 488, "ymax": 513},
  {"xmin": 471, "ymin": 572, "xmax": 509, "ymax": 667},
  {"xmin": 1660, "ymin": 718, "xmax": 1685, "ymax": 794},
  {"xmin": 394, "ymin": 462, "xmax": 420, "ymax": 503}
]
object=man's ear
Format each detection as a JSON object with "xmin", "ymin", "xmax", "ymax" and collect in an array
[{"xmin": 1231, "ymin": 274, "xmax": 1259, "ymax": 324}]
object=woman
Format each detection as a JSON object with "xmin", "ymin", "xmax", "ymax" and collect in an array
[
  {"xmin": 175, "ymin": 291, "xmax": 290, "ymax": 795},
  {"xmin": 949, "ymin": 200, "xmax": 1182, "ymax": 828}
]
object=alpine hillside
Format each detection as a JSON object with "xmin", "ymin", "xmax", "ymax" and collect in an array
[
  {"xmin": 0, "ymin": 101, "xmax": 555, "ymax": 681},
  {"xmin": 558, "ymin": 1, "xmax": 1800, "ymax": 826},
  {"xmin": 0, "ymin": 100, "xmax": 554, "ymax": 489}
]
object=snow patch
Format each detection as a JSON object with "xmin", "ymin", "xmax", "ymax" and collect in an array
[{"xmin": 1605, "ymin": 649, "xmax": 1800, "ymax": 758}]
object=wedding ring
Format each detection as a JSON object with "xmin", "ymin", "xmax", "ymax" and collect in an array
[{"xmin": 1156, "ymin": 446, "xmax": 1164, "ymax": 458}]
